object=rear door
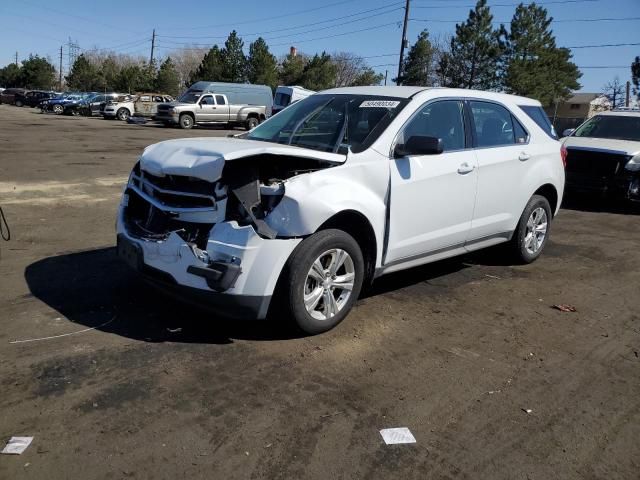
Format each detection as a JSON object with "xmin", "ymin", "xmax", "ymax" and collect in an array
[
  {"xmin": 385, "ymin": 99, "xmax": 478, "ymax": 264},
  {"xmin": 467, "ymin": 100, "xmax": 531, "ymax": 242}
]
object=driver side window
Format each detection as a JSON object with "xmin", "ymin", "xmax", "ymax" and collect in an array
[
  {"xmin": 400, "ymin": 100, "xmax": 465, "ymax": 152},
  {"xmin": 200, "ymin": 95, "xmax": 215, "ymax": 106}
]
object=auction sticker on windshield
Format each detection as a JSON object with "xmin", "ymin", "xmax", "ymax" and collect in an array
[{"xmin": 360, "ymin": 100, "xmax": 400, "ymax": 108}]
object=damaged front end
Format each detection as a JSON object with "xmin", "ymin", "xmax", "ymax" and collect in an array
[{"xmin": 116, "ymin": 139, "xmax": 344, "ymax": 318}]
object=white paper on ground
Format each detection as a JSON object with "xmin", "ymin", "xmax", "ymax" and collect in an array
[
  {"xmin": 380, "ymin": 428, "xmax": 416, "ymax": 445},
  {"xmin": 1, "ymin": 437, "xmax": 33, "ymax": 455}
]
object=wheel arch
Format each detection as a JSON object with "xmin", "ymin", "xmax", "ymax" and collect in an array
[
  {"xmin": 316, "ymin": 210, "xmax": 377, "ymax": 284},
  {"xmin": 533, "ymin": 183, "xmax": 559, "ymax": 216}
]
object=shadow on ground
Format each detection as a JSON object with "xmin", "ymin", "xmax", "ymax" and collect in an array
[
  {"xmin": 562, "ymin": 194, "xmax": 640, "ymax": 216},
  {"xmin": 23, "ymin": 246, "xmax": 489, "ymax": 343}
]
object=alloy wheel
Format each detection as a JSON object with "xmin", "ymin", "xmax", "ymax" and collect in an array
[
  {"xmin": 524, "ymin": 207, "xmax": 548, "ymax": 255},
  {"xmin": 303, "ymin": 248, "xmax": 355, "ymax": 321}
]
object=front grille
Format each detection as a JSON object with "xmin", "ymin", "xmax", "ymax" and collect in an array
[
  {"xmin": 565, "ymin": 148, "xmax": 628, "ymax": 177},
  {"xmin": 130, "ymin": 171, "xmax": 218, "ymax": 209}
]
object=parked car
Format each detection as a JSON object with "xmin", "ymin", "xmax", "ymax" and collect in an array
[
  {"xmin": 14, "ymin": 90, "xmax": 57, "ymax": 107},
  {"xmin": 155, "ymin": 81, "xmax": 272, "ymax": 130},
  {"xmin": 562, "ymin": 109, "xmax": 640, "ymax": 203},
  {"xmin": 116, "ymin": 86, "xmax": 564, "ymax": 334},
  {"xmin": 41, "ymin": 93, "xmax": 87, "ymax": 114},
  {"xmin": 273, "ymin": 85, "xmax": 315, "ymax": 114},
  {"xmin": 0, "ymin": 88, "xmax": 27, "ymax": 105},
  {"xmin": 102, "ymin": 93, "xmax": 174, "ymax": 121},
  {"xmin": 64, "ymin": 92, "xmax": 122, "ymax": 116}
]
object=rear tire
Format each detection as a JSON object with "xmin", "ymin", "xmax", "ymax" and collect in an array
[
  {"xmin": 245, "ymin": 117, "xmax": 259, "ymax": 130},
  {"xmin": 509, "ymin": 194, "xmax": 552, "ymax": 264},
  {"xmin": 15, "ymin": 99, "xmax": 23, "ymax": 107},
  {"xmin": 278, "ymin": 229, "xmax": 364, "ymax": 335},
  {"xmin": 52, "ymin": 104, "xmax": 63, "ymax": 115}
]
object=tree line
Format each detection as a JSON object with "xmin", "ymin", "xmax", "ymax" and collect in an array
[{"xmin": 1, "ymin": 0, "xmax": 638, "ymax": 108}]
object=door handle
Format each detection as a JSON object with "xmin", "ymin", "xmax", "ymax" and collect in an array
[
  {"xmin": 519, "ymin": 152, "xmax": 530, "ymax": 161},
  {"xmin": 457, "ymin": 162, "xmax": 475, "ymax": 174}
]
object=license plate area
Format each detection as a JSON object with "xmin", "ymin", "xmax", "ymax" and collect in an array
[{"xmin": 117, "ymin": 234, "xmax": 143, "ymax": 271}]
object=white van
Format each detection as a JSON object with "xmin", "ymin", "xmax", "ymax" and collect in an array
[{"xmin": 273, "ymin": 86, "xmax": 315, "ymax": 114}]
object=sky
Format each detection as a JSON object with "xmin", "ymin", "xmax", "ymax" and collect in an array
[{"xmin": 0, "ymin": 0, "xmax": 638, "ymax": 92}]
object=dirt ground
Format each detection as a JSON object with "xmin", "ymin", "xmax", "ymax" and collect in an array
[{"xmin": 0, "ymin": 104, "xmax": 639, "ymax": 480}]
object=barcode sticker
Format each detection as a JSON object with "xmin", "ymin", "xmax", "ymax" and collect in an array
[{"xmin": 360, "ymin": 100, "xmax": 400, "ymax": 108}]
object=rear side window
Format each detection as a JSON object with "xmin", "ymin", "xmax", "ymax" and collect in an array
[
  {"xmin": 519, "ymin": 105, "xmax": 558, "ymax": 139},
  {"xmin": 215, "ymin": 95, "xmax": 226, "ymax": 105},
  {"xmin": 275, "ymin": 92, "xmax": 291, "ymax": 106},
  {"xmin": 470, "ymin": 101, "xmax": 519, "ymax": 147}
]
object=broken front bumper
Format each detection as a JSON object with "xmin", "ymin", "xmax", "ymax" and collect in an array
[{"xmin": 116, "ymin": 207, "xmax": 301, "ymax": 319}]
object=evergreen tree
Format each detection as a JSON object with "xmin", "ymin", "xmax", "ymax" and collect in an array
[
  {"xmin": 137, "ymin": 61, "xmax": 157, "ymax": 91},
  {"xmin": 503, "ymin": 2, "xmax": 581, "ymax": 106},
  {"xmin": 247, "ymin": 37, "xmax": 278, "ymax": 89},
  {"xmin": 155, "ymin": 57, "xmax": 181, "ymax": 96},
  {"xmin": 66, "ymin": 54, "xmax": 101, "ymax": 91},
  {"xmin": 279, "ymin": 53, "xmax": 307, "ymax": 86},
  {"xmin": 190, "ymin": 46, "xmax": 223, "ymax": 84},
  {"xmin": 0, "ymin": 63, "xmax": 21, "ymax": 88},
  {"xmin": 220, "ymin": 31, "xmax": 247, "ymax": 83},
  {"xmin": 437, "ymin": 0, "xmax": 503, "ymax": 90},
  {"xmin": 300, "ymin": 52, "xmax": 336, "ymax": 90},
  {"xmin": 351, "ymin": 67, "xmax": 384, "ymax": 86},
  {"xmin": 114, "ymin": 64, "xmax": 143, "ymax": 93},
  {"xmin": 19, "ymin": 55, "xmax": 56, "ymax": 89},
  {"xmin": 399, "ymin": 30, "xmax": 436, "ymax": 86},
  {"xmin": 632, "ymin": 56, "xmax": 640, "ymax": 101},
  {"xmin": 99, "ymin": 56, "xmax": 120, "ymax": 91}
]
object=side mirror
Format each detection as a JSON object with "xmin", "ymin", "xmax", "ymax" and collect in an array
[
  {"xmin": 562, "ymin": 128, "xmax": 575, "ymax": 137},
  {"xmin": 394, "ymin": 135, "xmax": 444, "ymax": 157}
]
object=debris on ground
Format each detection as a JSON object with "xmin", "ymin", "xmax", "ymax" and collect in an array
[
  {"xmin": 380, "ymin": 427, "xmax": 416, "ymax": 445},
  {"xmin": 166, "ymin": 327, "xmax": 182, "ymax": 334},
  {"xmin": 552, "ymin": 304, "xmax": 577, "ymax": 312},
  {"xmin": 522, "ymin": 408, "xmax": 533, "ymax": 414},
  {"xmin": 485, "ymin": 274, "xmax": 501, "ymax": 280},
  {"xmin": 2, "ymin": 437, "xmax": 33, "ymax": 454}
]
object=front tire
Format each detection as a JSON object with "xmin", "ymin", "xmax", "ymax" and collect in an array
[
  {"xmin": 15, "ymin": 100, "xmax": 23, "ymax": 107},
  {"xmin": 179, "ymin": 114, "xmax": 194, "ymax": 129},
  {"xmin": 509, "ymin": 194, "xmax": 552, "ymax": 264},
  {"xmin": 116, "ymin": 108, "xmax": 130, "ymax": 121},
  {"xmin": 279, "ymin": 229, "xmax": 364, "ymax": 335},
  {"xmin": 52, "ymin": 104, "xmax": 63, "ymax": 115}
]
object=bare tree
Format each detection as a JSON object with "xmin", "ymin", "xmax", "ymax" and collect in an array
[
  {"xmin": 332, "ymin": 52, "xmax": 365, "ymax": 87},
  {"xmin": 167, "ymin": 47, "xmax": 209, "ymax": 88},
  {"xmin": 602, "ymin": 76, "xmax": 625, "ymax": 109}
]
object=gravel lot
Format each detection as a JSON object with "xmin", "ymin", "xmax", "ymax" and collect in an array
[{"xmin": 1, "ymin": 104, "xmax": 639, "ymax": 479}]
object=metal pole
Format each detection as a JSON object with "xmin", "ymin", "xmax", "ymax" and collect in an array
[
  {"xmin": 58, "ymin": 46, "xmax": 63, "ymax": 91},
  {"xmin": 626, "ymin": 81, "xmax": 631, "ymax": 107},
  {"xmin": 149, "ymin": 29, "xmax": 156, "ymax": 66},
  {"xmin": 397, "ymin": 0, "xmax": 410, "ymax": 85},
  {"xmin": 385, "ymin": 70, "xmax": 388, "ymax": 86},
  {"xmin": 15, "ymin": 51, "xmax": 18, "ymax": 65}
]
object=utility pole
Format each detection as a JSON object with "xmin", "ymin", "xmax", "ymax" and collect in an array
[
  {"xmin": 58, "ymin": 46, "xmax": 63, "ymax": 91},
  {"xmin": 384, "ymin": 70, "xmax": 388, "ymax": 86},
  {"xmin": 397, "ymin": 0, "xmax": 410, "ymax": 85},
  {"xmin": 626, "ymin": 81, "xmax": 631, "ymax": 107},
  {"xmin": 15, "ymin": 51, "xmax": 18, "ymax": 65},
  {"xmin": 149, "ymin": 29, "xmax": 156, "ymax": 66}
]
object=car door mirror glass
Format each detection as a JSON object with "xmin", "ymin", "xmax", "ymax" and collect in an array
[
  {"xmin": 395, "ymin": 135, "xmax": 444, "ymax": 157},
  {"xmin": 562, "ymin": 128, "xmax": 575, "ymax": 137}
]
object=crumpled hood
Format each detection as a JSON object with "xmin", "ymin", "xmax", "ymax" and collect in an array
[
  {"xmin": 139, "ymin": 137, "xmax": 346, "ymax": 182},
  {"xmin": 563, "ymin": 136, "xmax": 640, "ymax": 156}
]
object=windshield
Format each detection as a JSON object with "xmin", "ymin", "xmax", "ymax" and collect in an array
[
  {"xmin": 177, "ymin": 91, "xmax": 202, "ymax": 104},
  {"xmin": 574, "ymin": 115, "xmax": 640, "ymax": 142},
  {"xmin": 247, "ymin": 94, "xmax": 408, "ymax": 153}
]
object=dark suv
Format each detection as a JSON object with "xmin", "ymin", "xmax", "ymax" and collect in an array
[{"xmin": 14, "ymin": 90, "xmax": 57, "ymax": 108}]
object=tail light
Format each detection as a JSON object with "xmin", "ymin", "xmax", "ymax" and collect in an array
[{"xmin": 560, "ymin": 144, "xmax": 568, "ymax": 168}]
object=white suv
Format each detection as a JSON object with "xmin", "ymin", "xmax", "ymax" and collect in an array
[{"xmin": 117, "ymin": 87, "xmax": 564, "ymax": 334}]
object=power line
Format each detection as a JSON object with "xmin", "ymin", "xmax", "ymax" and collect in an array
[
  {"xmin": 156, "ymin": 3, "xmax": 404, "ymax": 40},
  {"xmin": 569, "ymin": 42, "xmax": 640, "ymax": 49},
  {"xmin": 411, "ymin": 16, "xmax": 640, "ymax": 23},
  {"xmin": 413, "ymin": 0, "xmax": 599, "ymax": 8},
  {"xmin": 160, "ymin": 0, "xmax": 361, "ymax": 31}
]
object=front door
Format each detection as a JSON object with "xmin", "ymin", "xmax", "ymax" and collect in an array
[
  {"xmin": 198, "ymin": 95, "xmax": 217, "ymax": 121},
  {"xmin": 385, "ymin": 99, "xmax": 478, "ymax": 264}
]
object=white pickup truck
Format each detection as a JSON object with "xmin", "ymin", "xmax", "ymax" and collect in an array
[
  {"xmin": 155, "ymin": 92, "xmax": 267, "ymax": 130},
  {"xmin": 117, "ymin": 86, "xmax": 564, "ymax": 334}
]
